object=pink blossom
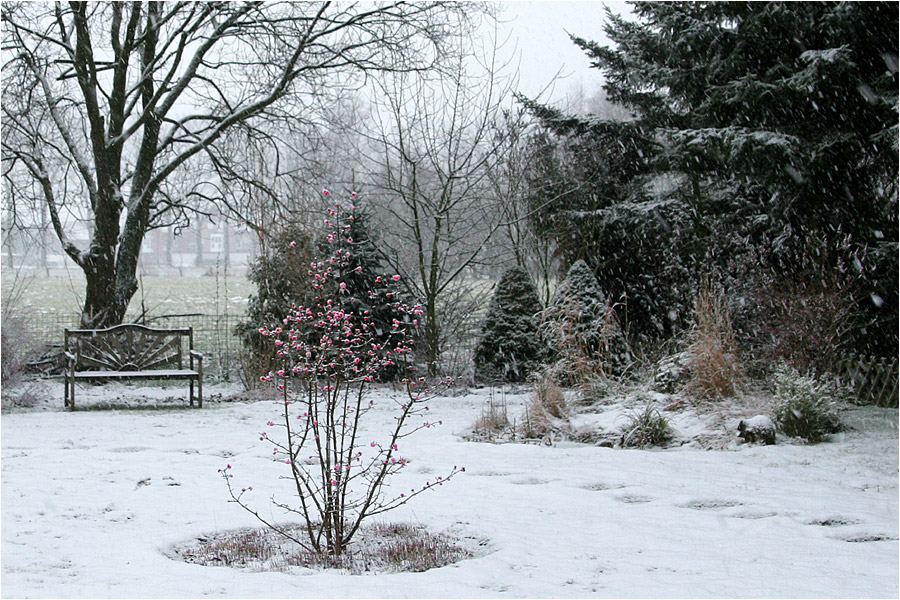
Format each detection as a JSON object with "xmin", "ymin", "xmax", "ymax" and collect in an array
[
  {"xmin": 392, "ymin": 275, "xmax": 401, "ymax": 281},
  {"xmin": 323, "ymin": 189, "xmax": 330, "ymax": 196}
]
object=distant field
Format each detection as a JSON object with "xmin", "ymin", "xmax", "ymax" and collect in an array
[
  {"xmin": 2, "ymin": 270, "xmax": 255, "ymax": 364},
  {"xmin": 2, "ymin": 270, "xmax": 253, "ymax": 321}
]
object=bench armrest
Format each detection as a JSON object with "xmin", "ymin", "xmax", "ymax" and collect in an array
[
  {"xmin": 189, "ymin": 349, "xmax": 204, "ymax": 371},
  {"xmin": 64, "ymin": 351, "xmax": 77, "ymax": 365}
]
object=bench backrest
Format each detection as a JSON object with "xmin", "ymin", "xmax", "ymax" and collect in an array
[{"xmin": 65, "ymin": 325, "xmax": 193, "ymax": 372}]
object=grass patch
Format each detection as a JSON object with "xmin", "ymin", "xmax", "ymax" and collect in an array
[{"xmin": 618, "ymin": 403, "xmax": 674, "ymax": 448}]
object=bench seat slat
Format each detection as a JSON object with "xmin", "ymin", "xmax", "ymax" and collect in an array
[{"xmin": 72, "ymin": 369, "xmax": 200, "ymax": 379}]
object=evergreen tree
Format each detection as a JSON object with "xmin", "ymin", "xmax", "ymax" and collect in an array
[
  {"xmin": 540, "ymin": 260, "xmax": 631, "ymax": 379},
  {"xmin": 236, "ymin": 201, "xmax": 410, "ymax": 385},
  {"xmin": 524, "ymin": 1, "xmax": 898, "ymax": 356},
  {"xmin": 473, "ymin": 267, "xmax": 543, "ymax": 383},
  {"xmin": 235, "ymin": 224, "xmax": 316, "ymax": 385},
  {"xmin": 315, "ymin": 202, "xmax": 412, "ymax": 380}
]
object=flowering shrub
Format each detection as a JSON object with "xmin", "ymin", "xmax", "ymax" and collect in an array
[
  {"xmin": 235, "ymin": 224, "xmax": 315, "ymax": 388},
  {"xmin": 223, "ymin": 193, "xmax": 462, "ymax": 556}
]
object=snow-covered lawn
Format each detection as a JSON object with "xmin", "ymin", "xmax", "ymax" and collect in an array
[{"xmin": 2, "ymin": 380, "xmax": 897, "ymax": 598}]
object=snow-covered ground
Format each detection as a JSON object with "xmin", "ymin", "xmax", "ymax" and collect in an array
[{"xmin": 2, "ymin": 379, "xmax": 898, "ymax": 598}]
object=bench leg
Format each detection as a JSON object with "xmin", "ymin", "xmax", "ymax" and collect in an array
[
  {"xmin": 189, "ymin": 380, "xmax": 194, "ymax": 408},
  {"xmin": 66, "ymin": 377, "xmax": 75, "ymax": 411},
  {"xmin": 197, "ymin": 376, "xmax": 203, "ymax": 409}
]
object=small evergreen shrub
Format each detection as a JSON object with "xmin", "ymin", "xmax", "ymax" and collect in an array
[
  {"xmin": 619, "ymin": 403, "xmax": 673, "ymax": 448},
  {"xmin": 539, "ymin": 260, "xmax": 630, "ymax": 385},
  {"xmin": 473, "ymin": 267, "xmax": 543, "ymax": 383},
  {"xmin": 772, "ymin": 368, "xmax": 842, "ymax": 442}
]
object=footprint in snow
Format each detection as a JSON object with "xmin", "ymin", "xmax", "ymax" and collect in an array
[
  {"xmin": 806, "ymin": 516, "xmax": 863, "ymax": 527},
  {"xmin": 615, "ymin": 494, "xmax": 654, "ymax": 504},
  {"xmin": 836, "ymin": 532, "xmax": 898, "ymax": 543},
  {"xmin": 112, "ymin": 446, "xmax": 151, "ymax": 453},
  {"xmin": 729, "ymin": 509, "xmax": 778, "ymax": 520},
  {"xmin": 680, "ymin": 499, "xmax": 743, "ymax": 510},
  {"xmin": 580, "ymin": 482, "xmax": 625, "ymax": 491}
]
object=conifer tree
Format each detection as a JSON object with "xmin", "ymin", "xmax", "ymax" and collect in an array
[
  {"xmin": 316, "ymin": 201, "xmax": 411, "ymax": 380},
  {"xmin": 540, "ymin": 260, "xmax": 630, "ymax": 379},
  {"xmin": 473, "ymin": 267, "xmax": 543, "ymax": 383},
  {"xmin": 235, "ymin": 224, "xmax": 315, "ymax": 385},
  {"xmin": 523, "ymin": 1, "xmax": 898, "ymax": 356}
]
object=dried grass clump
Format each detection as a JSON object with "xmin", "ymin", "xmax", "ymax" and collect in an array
[
  {"xmin": 2, "ymin": 272, "xmax": 35, "ymax": 385},
  {"xmin": 521, "ymin": 373, "xmax": 568, "ymax": 439},
  {"xmin": 471, "ymin": 391, "xmax": 511, "ymax": 441},
  {"xmin": 685, "ymin": 278, "xmax": 743, "ymax": 400}
]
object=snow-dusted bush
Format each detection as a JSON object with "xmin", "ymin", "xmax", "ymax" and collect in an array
[
  {"xmin": 772, "ymin": 368, "xmax": 841, "ymax": 443},
  {"xmin": 539, "ymin": 260, "xmax": 630, "ymax": 384},
  {"xmin": 754, "ymin": 260, "xmax": 859, "ymax": 374},
  {"xmin": 224, "ymin": 193, "xmax": 462, "ymax": 557},
  {"xmin": 235, "ymin": 224, "xmax": 316, "ymax": 388},
  {"xmin": 651, "ymin": 349, "xmax": 692, "ymax": 394},
  {"xmin": 684, "ymin": 278, "xmax": 743, "ymax": 400},
  {"xmin": 619, "ymin": 402, "xmax": 673, "ymax": 448},
  {"xmin": 473, "ymin": 267, "xmax": 543, "ymax": 383},
  {"xmin": 1, "ymin": 315, "xmax": 28, "ymax": 385}
]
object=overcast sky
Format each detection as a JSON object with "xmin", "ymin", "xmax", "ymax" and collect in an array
[{"xmin": 491, "ymin": 1, "xmax": 632, "ymax": 106}]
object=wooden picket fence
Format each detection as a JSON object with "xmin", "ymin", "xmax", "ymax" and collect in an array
[{"xmin": 834, "ymin": 354, "xmax": 899, "ymax": 408}]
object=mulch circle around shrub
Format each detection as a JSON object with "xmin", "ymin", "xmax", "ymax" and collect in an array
[{"xmin": 169, "ymin": 522, "xmax": 489, "ymax": 574}]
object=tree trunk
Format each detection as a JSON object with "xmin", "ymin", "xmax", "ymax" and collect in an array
[{"xmin": 424, "ymin": 297, "xmax": 440, "ymax": 377}]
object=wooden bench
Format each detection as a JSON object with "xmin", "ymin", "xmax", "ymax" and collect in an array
[{"xmin": 64, "ymin": 324, "xmax": 203, "ymax": 410}]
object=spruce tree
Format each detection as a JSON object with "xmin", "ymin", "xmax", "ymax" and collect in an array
[
  {"xmin": 541, "ymin": 260, "xmax": 630, "ymax": 379},
  {"xmin": 315, "ymin": 202, "xmax": 411, "ymax": 380},
  {"xmin": 473, "ymin": 267, "xmax": 543, "ymax": 383},
  {"xmin": 523, "ymin": 1, "xmax": 898, "ymax": 357},
  {"xmin": 235, "ymin": 224, "xmax": 316, "ymax": 385}
]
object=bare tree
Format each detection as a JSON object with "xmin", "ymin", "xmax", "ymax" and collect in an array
[
  {"xmin": 363, "ymin": 31, "xmax": 517, "ymax": 376},
  {"xmin": 483, "ymin": 107, "xmax": 559, "ymax": 306},
  {"xmin": 2, "ymin": 1, "xmax": 467, "ymax": 327}
]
